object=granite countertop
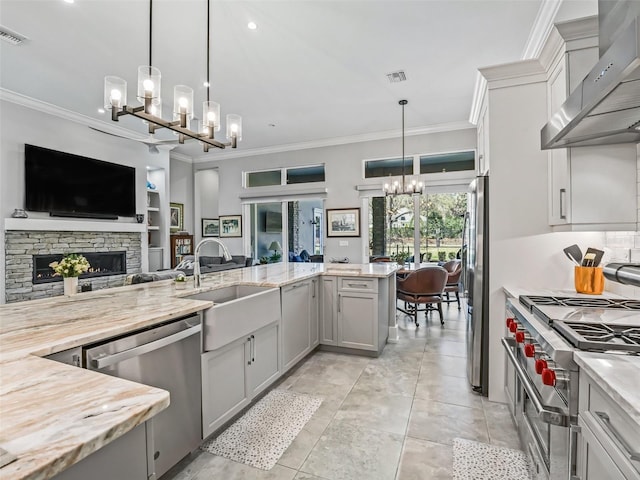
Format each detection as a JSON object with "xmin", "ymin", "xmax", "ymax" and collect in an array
[
  {"xmin": 0, "ymin": 262, "xmax": 398, "ymax": 480},
  {"xmin": 573, "ymin": 352, "xmax": 640, "ymax": 426}
]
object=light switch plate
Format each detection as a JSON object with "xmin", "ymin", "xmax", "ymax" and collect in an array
[{"xmin": 339, "ymin": 240, "xmax": 348, "ymax": 247}]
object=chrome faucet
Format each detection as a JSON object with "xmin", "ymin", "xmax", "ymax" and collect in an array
[{"xmin": 194, "ymin": 238, "xmax": 232, "ymax": 288}]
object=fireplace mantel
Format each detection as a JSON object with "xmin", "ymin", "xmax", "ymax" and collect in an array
[{"xmin": 4, "ymin": 218, "xmax": 146, "ymax": 233}]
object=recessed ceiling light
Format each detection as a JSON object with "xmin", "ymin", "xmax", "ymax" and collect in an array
[
  {"xmin": 268, "ymin": 123, "xmax": 276, "ymax": 127},
  {"xmin": 203, "ymin": 81, "xmax": 210, "ymax": 87},
  {"xmin": 247, "ymin": 21, "xmax": 257, "ymax": 30},
  {"xmin": 63, "ymin": 0, "xmax": 75, "ymax": 4},
  {"xmin": 98, "ymin": 108, "xmax": 105, "ymax": 114}
]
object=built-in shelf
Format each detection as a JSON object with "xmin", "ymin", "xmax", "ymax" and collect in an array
[
  {"xmin": 147, "ymin": 226, "xmax": 160, "ymax": 231},
  {"xmin": 147, "ymin": 189, "xmax": 159, "ymax": 193},
  {"xmin": 4, "ymin": 218, "xmax": 147, "ymax": 233},
  {"xmin": 147, "ymin": 207, "xmax": 160, "ymax": 212}
]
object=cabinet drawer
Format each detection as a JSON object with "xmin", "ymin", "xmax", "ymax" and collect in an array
[
  {"xmin": 338, "ymin": 277, "xmax": 377, "ymax": 293},
  {"xmin": 580, "ymin": 371, "xmax": 640, "ymax": 479}
]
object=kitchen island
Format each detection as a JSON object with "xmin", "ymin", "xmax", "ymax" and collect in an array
[{"xmin": 0, "ymin": 262, "xmax": 397, "ymax": 480}]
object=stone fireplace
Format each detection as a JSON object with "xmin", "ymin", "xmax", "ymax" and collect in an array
[{"xmin": 5, "ymin": 231, "xmax": 141, "ymax": 303}]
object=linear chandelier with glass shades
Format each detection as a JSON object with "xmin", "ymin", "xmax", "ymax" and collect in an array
[
  {"xmin": 383, "ymin": 100, "xmax": 424, "ymax": 196},
  {"xmin": 103, "ymin": 0, "xmax": 241, "ymax": 153}
]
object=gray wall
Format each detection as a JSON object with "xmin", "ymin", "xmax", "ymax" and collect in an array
[
  {"xmin": 194, "ymin": 128, "xmax": 477, "ymax": 262},
  {"xmin": 169, "ymin": 157, "xmax": 194, "ymax": 235}
]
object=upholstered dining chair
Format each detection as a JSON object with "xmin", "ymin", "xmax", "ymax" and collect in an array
[
  {"xmin": 442, "ymin": 260, "xmax": 462, "ymax": 309},
  {"xmin": 396, "ymin": 266, "xmax": 448, "ymax": 326}
]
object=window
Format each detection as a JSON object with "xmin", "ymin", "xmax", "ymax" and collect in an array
[
  {"xmin": 419, "ymin": 151, "xmax": 475, "ymax": 174},
  {"xmin": 246, "ymin": 170, "xmax": 281, "ymax": 187},
  {"xmin": 286, "ymin": 165, "xmax": 325, "ymax": 184},
  {"xmin": 245, "ymin": 164, "xmax": 325, "ymax": 187},
  {"xmin": 364, "ymin": 157, "xmax": 412, "ymax": 179}
]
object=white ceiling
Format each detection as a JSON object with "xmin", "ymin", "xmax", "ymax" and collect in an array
[{"xmin": 0, "ymin": 0, "xmax": 543, "ymax": 158}]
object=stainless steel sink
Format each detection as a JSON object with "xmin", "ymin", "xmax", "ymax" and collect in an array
[{"xmin": 184, "ymin": 285, "xmax": 281, "ymax": 351}]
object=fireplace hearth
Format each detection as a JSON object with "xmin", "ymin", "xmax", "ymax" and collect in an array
[{"xmin": 33, "ymin": 252, "xmax": 127, "ymax": 284}]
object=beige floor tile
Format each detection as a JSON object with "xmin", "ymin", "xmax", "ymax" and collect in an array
[
  {"xmin": 350, "ymin": 362, "xmax": 419, "ymax": 398},
  {"xmin": 300, "ymin": 419, "xmax": 404, "ymax": 480},
  {"xmin": 421, "ymin": 352, "xmax": 467, "ymax": 378},
  {"xmin": 407, "ymin": 398, "xmax": 489, "ymax": 445},
  {"xmin": 175, "ymin": 452, "xmax": 298, "ymax": 480},
  {"xmin": 395, "ymin": 437, "xmax": 452, "ymax": 480},
  {"xmin": 482, "ymin": 399, "xmax": 520, "ymax": 448},
  {"xmin": 333, "ymin": 390, "xmax": 413, "ymax": 435},
  {"xmin": 414, "ymin": 372, "xmax": 483, "ymax": 409}
]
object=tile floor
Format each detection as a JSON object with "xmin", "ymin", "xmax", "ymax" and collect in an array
[{"xmin": 165, "ymin": 301, "xmax": 520, "ymax": 480}]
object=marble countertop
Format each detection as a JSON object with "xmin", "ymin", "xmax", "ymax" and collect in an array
[
  {"xmin": 574, "ymin": 352, "xmax": 640, "ymax": 426},
  {"xmin": 0, "ymin": 262, "xmax": 398, "ymax": 480}
]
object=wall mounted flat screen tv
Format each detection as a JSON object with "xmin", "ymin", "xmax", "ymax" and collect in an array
[{"xmin": 25, "ymin": 144, "xmax": 136, "ymax": 219}]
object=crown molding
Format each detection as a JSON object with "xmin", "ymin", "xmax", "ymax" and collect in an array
[
  {"xmin": 468, "ymin": 71, "xmax": 488, "ymax": 125},
  {"xmin": 0, "ymin": 88, "xmax": 156, "ymax": 141},
  {"xmin": 191, "ymin": 121, "xmax": 474, "ymax": 163},
  {"xmin": 479, "ymin": 58, "xmax": 546, "ymax": 84},
  {"xmin": 169, "ymin": 151, "xmax": 193, "ymax": 163},
  {"xmin": 555, "ymin": 15, "xmax": 598, "ymax": 42},
  {"xmin": 521, "ymin": 0, "xmax": 563, "ymax": 60}
]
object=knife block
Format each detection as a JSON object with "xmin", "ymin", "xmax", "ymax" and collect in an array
[{"xmin": 574, "ymin": 266, "xmax": 604, "ymax": 294}]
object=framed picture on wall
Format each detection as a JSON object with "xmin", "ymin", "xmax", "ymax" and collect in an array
[
  {"xmin": 326, "ymin": 208, "xmax": 360, "ymax": 237},
  {"xmin": 220, "ymin": 215, "xmax": 242, "ymax": 238},
  {"xmin": 202, "ymin": 218, "xmax": 219, "ymax": 237},
  {"xmin": 169, "ymin": 203, "xmax": 184, "ymax": 232}
]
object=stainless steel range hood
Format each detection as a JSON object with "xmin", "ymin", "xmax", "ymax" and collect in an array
[{"xmin": 541, "ymin": 6, "xmax": 640, "ymax": 149}]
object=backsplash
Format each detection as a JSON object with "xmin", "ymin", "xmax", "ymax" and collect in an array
[{"xmin": 603, "ymin": 150, "xmax": 640, "ymax": 298}]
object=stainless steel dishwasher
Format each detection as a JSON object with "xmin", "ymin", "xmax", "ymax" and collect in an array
[{"xmin": 83, "ymin": 314, "xmax": 202, "ymax": 479}]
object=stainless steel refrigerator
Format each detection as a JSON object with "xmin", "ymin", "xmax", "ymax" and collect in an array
[{"xmin": 462, "ymin": 175, "xmax": 489, "ymax": 395}]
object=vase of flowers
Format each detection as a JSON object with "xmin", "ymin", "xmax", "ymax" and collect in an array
[
  {"xmin": 174, "ymin": 273, "xmax": 188, "ymax": 290},
  {"xmin": 49, "ymin": 254, "xmax": 90, "ymax": 296}
]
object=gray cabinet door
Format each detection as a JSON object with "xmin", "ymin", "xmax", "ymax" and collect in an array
[
  {"xmin": 201, "ymin": 337, "xmax": 250, "ymax": 439},
  {"xmin": 310, "ymin": 278, "xmax": 319, "ymax": 348},
  {"xmin": 320, "ymin": 276, "xmax": 337, "ymax": 345},
  {"xmin": 577, "ymin": 416, "xmax": 628, "ymax": 480},
  {"xmin": 281, "ymin": 281, "xmax": 311, "ymax": 372},
  {"xmin": 338, "ymin": 291, "xmax": 377, "ymax": 351},
  {"xmin": 247, "ymin": 322, "xmax": 280, "ymax": 398},
  {"xmin": 52, "ymin": 423, "xmax": 149, "ymax": 480}
]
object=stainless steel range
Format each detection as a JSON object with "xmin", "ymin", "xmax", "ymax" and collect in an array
[{"xmin": 502, "ymin": 295, "xmax": 640, "ymax": 480}]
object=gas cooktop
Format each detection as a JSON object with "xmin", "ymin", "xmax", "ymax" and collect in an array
[
  {"xmin": 519, "ymin": 295, "xmax": 640, "ymax": 354},
  {"xmin": 520, "ymin": 295, "xmax": 640, "ymax": 310}
]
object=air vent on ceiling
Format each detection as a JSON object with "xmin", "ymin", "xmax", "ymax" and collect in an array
[
  {"xmin": 0, "ymin": 25, "xmax": 28, "ymax": 45},
  {"xmin": 386, "ymin": 70, "xmax": 407, "ymax": 83}
]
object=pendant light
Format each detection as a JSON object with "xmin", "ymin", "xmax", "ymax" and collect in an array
[
  {"xmin": 383, "ymin": 100, "xmax": 423, "ymax": 195},
  {"xmin": 103, "ymin": 0, "xmax": 242, "ymax": 152}
]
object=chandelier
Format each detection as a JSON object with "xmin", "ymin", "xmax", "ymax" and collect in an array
[
  {"xmin": 103, "ymin": 0, "xmax": 241, "ymax": 153},
  {"xmin": 383, "ymin": 100, "xmax": 423, "ymax": 195}
]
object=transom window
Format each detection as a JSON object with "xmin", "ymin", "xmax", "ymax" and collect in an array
[
  {"xmin": 245, "ymin": 165, "xmax": 325, "ymax": 187},
  {"xmin": 364, "ymin": 157, "xmax": 412, "ymax": 179},
  {"xmin": 419, "ymin": 151, "xmax": 475, "ymax": 174}
]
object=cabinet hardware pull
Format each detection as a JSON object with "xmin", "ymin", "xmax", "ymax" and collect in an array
[
  {"xmin": 348, "ymin": 283, "xmax": 368, "ymax": 288},
  {"xmin": 338, "ymin": 294, "xmax": 341, "ymax": 312},
  {"xmin": 594, "ymin": 411, "xmax": 640, "ymax": 462},
  {"xmin": 251, "ymin": 334, "xmax": 255, "ymax": 363},
  {"xmin": 559, "ymin": 188, "xmax": 567, "ymax": 220}
]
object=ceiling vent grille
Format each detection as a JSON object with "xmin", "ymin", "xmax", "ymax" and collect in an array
[
  {"xmin": 0, "ymin": 25, "xmax": 28, "ymax": 45},
  {"xmin": 386, "ymin": 71, "xmax": 407, "ymax": 83}
]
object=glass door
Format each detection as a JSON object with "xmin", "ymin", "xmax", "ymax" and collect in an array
[
  {"xmin": 249, "ymin": 202, "xmax": 285, "ymax": 264},
  {"xmin": 368, "ymin": 191, "xmax": 466, "ymax": 264}
]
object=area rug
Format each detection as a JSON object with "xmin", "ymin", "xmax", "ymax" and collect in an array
[
  {"xmin": 452, "ymin": 438, "xmax": 531, "ymax": 480},
  {"xmin": 201, "ymin": 389, "xmax": 322, "ymax": 470}
]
